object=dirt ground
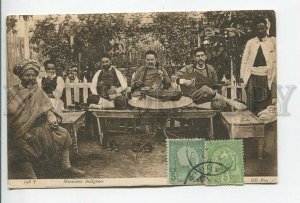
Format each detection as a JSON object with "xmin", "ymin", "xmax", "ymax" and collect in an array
[
  {"xmin": 8, "ymin": 117, "xmax": 277, "ymax": 179},
  {"xmin": 71, "ymin": 118, "xmax": 277, "ymax": 179}
]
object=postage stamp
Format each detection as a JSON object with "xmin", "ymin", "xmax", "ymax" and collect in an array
[
  {"xmin": 167, "ymin": 139, "xmax": 205, "ymax": 185},
  {"xmin": 205, "ymin": 140, "xmax": 244, "ymax": 185}
]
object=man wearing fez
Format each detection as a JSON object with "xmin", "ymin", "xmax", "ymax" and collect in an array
[
  {"xmin": 240, "ymin": 17, "xmax": 276, "ymax": 114},
  {"xmin": 37, "ymin": 59, "xmax": 65, "ymax": 113},
  {"xmin": 131, "ymin": 50, "xmax": 171, "ymax": 92},
  {"xmin": 87, "ymin": 54, "xmax": 128, "ymax": 151},
  {"xmin": 173, "ymin": 47, "xmax": 247, "ymax": 110},
  {"xmin": 88, "ymin": 54, "xmax": 128, "ymax": 109},
  {"xmin": 130, "ymin": 50, "xmax": 171, "ymax": 153}
]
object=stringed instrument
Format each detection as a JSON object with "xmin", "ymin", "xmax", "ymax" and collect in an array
[
  {"xmin": 177, "ymin": 66, "xmax": 247, "ymax": 110},
  {"xmin": 179, "ymin": 68, "xmax": 224, "ymax": 96}
]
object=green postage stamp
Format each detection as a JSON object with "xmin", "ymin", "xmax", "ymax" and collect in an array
[
  {"xmin": 168, "ymin": 139, "xmax": 205, "ymax": 185},
  {"xmin": 205, "ymin": 140, "xmax": 244, "ymax": 185},
  {"xmin": 168, "ymin": 139, "xmax": 244, "ymax": 185}
]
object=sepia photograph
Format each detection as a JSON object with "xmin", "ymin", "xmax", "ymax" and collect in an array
[{"xmin": 6, "ymin": 10, "xmax": 277, "ymax": 188}]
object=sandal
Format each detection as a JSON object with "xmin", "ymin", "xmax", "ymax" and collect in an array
[
  {"xmin": 143, "ymin": 143, "xmax": 152, "ymax": 153},
  {"xmin": 132, "ymin": 143, "xmax": 141, "ymax": 152},
  {"xmin": 110, "ymin": 140, "xmax": 120, "ymax": 152},
  {"xmin": 102, "ymin": 140, "xmax": 112, "ymax": 151}
]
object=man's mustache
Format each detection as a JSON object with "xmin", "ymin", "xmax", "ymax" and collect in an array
[
  {"xmin": 146, "ymin": 62, "xmax": 156, "ymax": 67},
  {"xmin": 23, "ymin": 80, "xmax": 37, "ymax": 88},
  {"xmin": 25, "ymin": 80, "xmax": 37, "ymax": 85}
]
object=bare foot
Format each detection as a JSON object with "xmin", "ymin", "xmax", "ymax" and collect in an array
[{"xmin": 232, "ymin": 101, "xmax": 247, "ymax": 110}]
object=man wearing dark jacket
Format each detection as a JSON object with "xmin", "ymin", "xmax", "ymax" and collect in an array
[
  {"xmin": 131, "ymin": 50, "xmax": 171, "ymax": 92},
  {"xmin": 173, "ymin": 47, "xmax": 246, "ymax": 110}
]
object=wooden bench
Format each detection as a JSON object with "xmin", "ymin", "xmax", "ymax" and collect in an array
[
  {"xmin": 220, "ymin": 111, "xmax": 265, "ymax": 159},
  {"xmin": 90, "ymin": 108, "xmax": 219, "ymax": 145},
  {"xmin": 62, "ymin": 78, "xmax": 219, "ymax": 150},
  {"xmin": 61, "ymin": 111, "xmax": 86, "ymax": 154}
]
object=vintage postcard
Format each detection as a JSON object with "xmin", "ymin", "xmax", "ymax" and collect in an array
[{"xmin": 6, "ymin": 10, "xmax": 277, "ymax": 188}]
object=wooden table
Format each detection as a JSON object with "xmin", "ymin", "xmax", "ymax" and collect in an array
[
  {"xmin": 221, "ymin": 111, "xmax": 265, "ymax": 159},
  {"xmin": 90, "ymin": 107, "xmax": 218, "ymax": 145},
  {"xmin": 61, "ymin": 111, "xmax": 86, "ymax": 154},
  {"xmin": 129, "ymin": 96, "xmax": 193, "ymax": 139}
]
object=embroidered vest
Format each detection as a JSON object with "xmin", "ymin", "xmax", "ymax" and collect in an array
[
  {"xmin": 41, "ymin": 76, "xmax": 57, "ymax": 96},
  {"xmin": 96, "ymin": 68, "xmax": 120, "ymax": 98}
]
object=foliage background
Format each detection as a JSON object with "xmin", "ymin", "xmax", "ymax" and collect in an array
[{"xmin": 8, "ymin": 10, "xmax": 276, "ymax": 81}]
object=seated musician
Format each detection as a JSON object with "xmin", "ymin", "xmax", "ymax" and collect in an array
[
  {"xmin": 173, "ymin": 47, "xmax": 247, "ymax": 110},
  {"xmin": 87, "ymin": 54, "xmax": 128, "ymax": 109},
  {"xmin": 130, "ymin": 50, "xmax": 171, "ymax": 152},
  {"xmin": 87, "ymin": 54, "xmax": 128, "ymax": 151},
  {"xmin": 131, "ymin": 50, "xmax": 171, "ymax": 93},
  {"xmin": 37, "ymin": 59, "xmax": 65, "ymax": 113}
]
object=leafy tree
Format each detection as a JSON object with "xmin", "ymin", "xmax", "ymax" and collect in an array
[
  {"xmin": 201, "ymin": 10, "xmax": 276, "ymax": 80},
  {"xmin": 29, "ymin": 11, "xmax": 275, "ymax": 81},
  {"xmin": 30, "ymin": 15, "xmax": 74, "ymax": 71},
  {"xmin": 152, "ymin": 12, "xmax": 200, "ymax": 66},
  {"xmin": 74, "ymin": 14, "xmax": 127, "ymax": 69}
]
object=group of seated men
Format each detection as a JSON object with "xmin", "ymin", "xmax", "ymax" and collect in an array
[
  {"xmin": 38, "ymin": 48, "xmax": 249, "ymax": 113},
  {"xmin": 37, "ymin": 49, "xmax": 249, "ymax": 151},
  {"xmin": 85, "ymin": 49, "xmax": 247, "ymax": 111},
  {"xmin": 80, "ymin": 48, "xmax": 248, "ymax": 151}
]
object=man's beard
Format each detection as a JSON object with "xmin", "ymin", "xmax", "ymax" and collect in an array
[
  {"xmin": 46, "ymin": 72, "xmax": 55, "ymax": 79},
  {"xmin": 23, "ymin": 80, "xmax": 37, "ymax": 89},
  {"xmin": 102, "ymin": 64, "xmax": 111, "ymax": 70}
]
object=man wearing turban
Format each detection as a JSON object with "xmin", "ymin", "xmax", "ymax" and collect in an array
[{"xmin": 8, "ymin": 59, "xmax": 85, "ymax": 179}]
